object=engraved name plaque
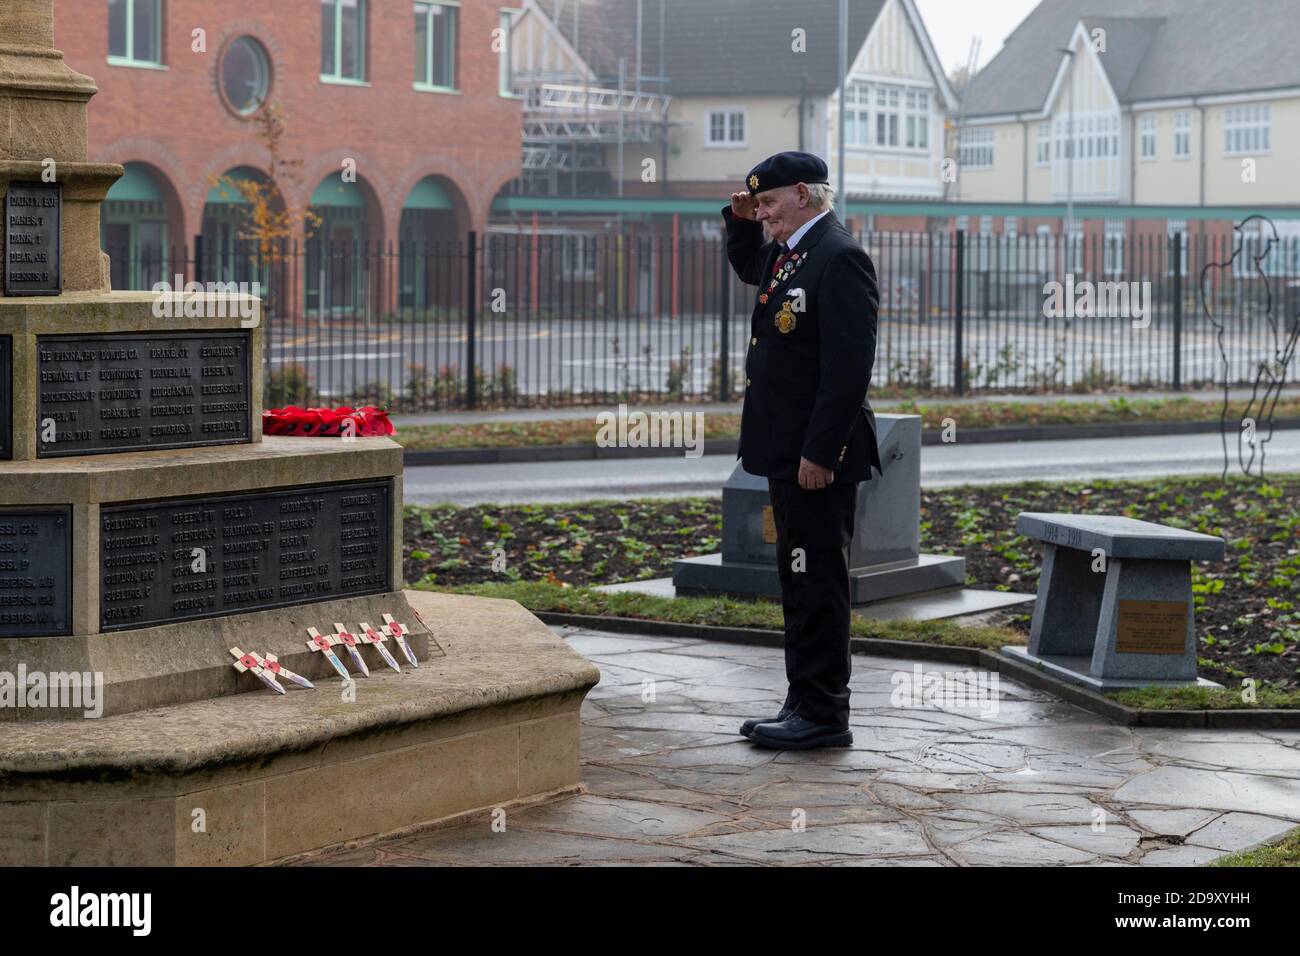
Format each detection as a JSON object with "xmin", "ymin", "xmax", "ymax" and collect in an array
[
  {"xmin": 99, "ymin": 481, "xmax": 392, "ymax": 631},
  {"xmin": 1115, "ymin": 599, "xmax": 1188, "ymax": 655},
  {"xmin": 37, "ymin": 331, "xmax": 252, "ymax": 457},
  {"xmin": 4, "ymin": 182, "xmax": 61, "ymax": 296},
  {"xmin": 0, "ymin": 508, "xmax": 72, "ymax": 638}
]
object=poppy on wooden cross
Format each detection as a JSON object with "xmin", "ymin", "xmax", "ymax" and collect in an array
[
  {"xmin": 333, "ymin": 623, "xmax": 370, "ymax": 678},
  {"xmin": 229, "ymin": 646, "xmax": 285, "ymax": 695},
  {"xmin": 305, "ymin": 626, "xmax": 352, "ymax": 680},
  {"xmin": 382, "ymin": 613, "xmax": 420, "ymax": 668},
  {"xmin": 359, "ymin": 622, "xmax": 402, "ymax": 673}
]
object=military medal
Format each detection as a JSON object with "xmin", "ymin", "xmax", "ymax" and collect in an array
[
  {"xmin": 759, "ymin": 252, "xmax": 804, "ymax": 307},
  {"xmin": 775, "ymin": 300, "xmax": 798, "ymax": 334}
]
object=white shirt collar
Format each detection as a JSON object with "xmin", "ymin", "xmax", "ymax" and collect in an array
[{"xmin": 785, "ymin": 209, "xmax": 831, "ymax": 252}]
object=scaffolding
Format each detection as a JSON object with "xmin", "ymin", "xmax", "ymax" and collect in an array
[{"xmin": 511, "ymin": 0, "xmax": 673, "ymax": 196}]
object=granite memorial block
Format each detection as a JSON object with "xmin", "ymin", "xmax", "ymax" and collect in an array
[
  {"xmin": 1004, "ymin": 512, "xmax": 1227, "ymax": 690},
  {"xmin": 673, "ymin": 415, "xmax": 965, "ymax": 603}
]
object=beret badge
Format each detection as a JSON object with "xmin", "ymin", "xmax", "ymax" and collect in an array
[{"xmin": 748, "ymin": 174, "xmax": 760, "ymax": 191}]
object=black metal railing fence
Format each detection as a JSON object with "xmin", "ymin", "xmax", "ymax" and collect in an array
[{"xmin": 102, "ymin": 229, "xmax": 1300, "ymax": 411}]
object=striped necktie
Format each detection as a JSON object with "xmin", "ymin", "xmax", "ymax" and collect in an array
[{"xmin": 772, "ymin": 244, "xmax": 791, "ymax": 276}]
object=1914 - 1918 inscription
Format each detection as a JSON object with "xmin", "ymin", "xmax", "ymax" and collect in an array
[
  {"xmin": 99, "ymin": 481, "xmax": 392, "ymax": 631},
  {"xmin": 37, "ymin": 331, "xmax": 252, "ymax": 457},
  {"xmin": 4, "ymin": 182, "xmax": 61, "ymax": 296},
  {"xmin": 0, "ymin": 508, "xmax": 72, "ymax": 638}
]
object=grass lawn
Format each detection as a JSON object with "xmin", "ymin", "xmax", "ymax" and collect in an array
[
  {"xmin": 394, "ymin": 394, "xmax": 1300, "ymax": 450},
  {"xmin": 1211, "ymin": 826, "xmax": 1300, "ymax": 866}
]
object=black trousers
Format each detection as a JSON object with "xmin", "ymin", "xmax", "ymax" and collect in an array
[{"xmin": 767, "ymin": 476, "xmax": 858, "ymax": 728}]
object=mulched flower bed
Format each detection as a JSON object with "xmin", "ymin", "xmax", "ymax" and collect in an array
[{"xmin": 404, "ymin": 474, "xmax": 1300, "ymax": 690}]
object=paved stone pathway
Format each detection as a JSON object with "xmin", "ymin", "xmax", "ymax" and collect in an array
[{"xmin": 300, "ymin": 627, "xmax": 1300, "ymax": 866}]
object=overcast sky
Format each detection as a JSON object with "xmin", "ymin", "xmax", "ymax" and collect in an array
[{"xmin": 912, "ymin": 0, "xmax": 1040, "ymax": 74}]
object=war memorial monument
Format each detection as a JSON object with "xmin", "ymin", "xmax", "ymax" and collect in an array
[{"xmin": 0, "ymin": 0, "xmax": 598, "ymax": 866}]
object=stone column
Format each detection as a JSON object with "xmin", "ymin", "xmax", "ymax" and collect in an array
[{"xmin": 0, "ymin": 0, "xmax": 122, "ymax": 294}]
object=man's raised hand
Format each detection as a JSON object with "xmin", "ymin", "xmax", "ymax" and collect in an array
[{"xmin": 730, "ymin": 191, "xmax": 758, "ymax": 221}]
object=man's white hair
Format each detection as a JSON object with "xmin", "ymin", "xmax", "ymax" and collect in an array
[{"xmin": 806, "ymin": 182, "xmax": 836, "ymax": 211}]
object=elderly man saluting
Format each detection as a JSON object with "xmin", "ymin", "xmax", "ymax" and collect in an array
[{"xmin": 722, "ymin": 150, "xmax": 882, "ymax": 751}]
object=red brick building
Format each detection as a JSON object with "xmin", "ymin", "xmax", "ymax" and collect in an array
[{"xmin": 55, "ymin": 0, "xmax": 522, "ymax": 306}]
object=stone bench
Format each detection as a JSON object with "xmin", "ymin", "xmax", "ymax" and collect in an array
[{"xmin": 1002, "ymin": 513, "xmax": 1226, "ymax": 690}]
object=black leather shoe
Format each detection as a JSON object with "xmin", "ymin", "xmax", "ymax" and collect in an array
[
  {"xmin": 749, "ymin": 715, "xmax": 853, "ymax": 750},
  {"xmin": 739, "ymin": 706, "xmax": 794, "ymax": 738}
]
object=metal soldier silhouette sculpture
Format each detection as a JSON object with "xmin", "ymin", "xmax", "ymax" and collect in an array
[{"xmin": 722, "ymin": 151, "xmax": 882, "ymax": 750}]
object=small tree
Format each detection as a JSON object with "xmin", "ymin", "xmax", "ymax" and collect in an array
[{"xmin": 209, "ymin": 101, "xmax": 322, "ymax": 263}]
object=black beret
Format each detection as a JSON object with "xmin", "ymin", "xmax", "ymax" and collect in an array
[{"xmin": 746, "ymin": 151, "xmax": 830, "ymax": 195}]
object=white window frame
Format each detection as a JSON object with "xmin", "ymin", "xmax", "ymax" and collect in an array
[
  {"xmin": 108, "ymin": 0, "xmax": 164, "ymax": 68},
  {"xmin": 958, "ymin": 127, "xmax": 994, "ymax": 170},
  {"xmin": 1224, "ymin": 104, "xmax": 1271, "ymax": 156},
  {"xmin": 875, "ymin": 84, "xmax": 900, "ymax": 148},
  {"xmin": 1104, "ymin": 219, "xmax": 1125, "ymax": 276},
  {"xmin": 1166, "ymin": 219, "xmax": 1188, "ymax": 276},
  {"xmin": 844, "ymin": 81, "xmax": 872, "ymax": 148},
  {"xmin": 705, "ymin": 109, "xmax": 747, "ymax": 148},
  {"xmin": 904, "ymin": 88, "xmax": 930, "ymax": 150},
  {"xmin": 1139, "ymin": 114, "xmax": 1156, "ymax": 160},
  {"xmin": 1173, "ymin": 111, "xmax": 1191, "ymax": 160},
  {"xmin": 1035, "ymin": 123, "xmax": 1050, "ymax": 166}
]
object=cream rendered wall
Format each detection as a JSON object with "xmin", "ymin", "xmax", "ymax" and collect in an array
[
  {"xmin": 649, "ymin": 96, "xmax": 803, "ymax": 185},
  {"xmin": 953, "ymin": 121, "xmax": 1024, "ymax": 202},
  {"xmin": 1132, "ymin": 107, "xmax": 1200, "ymax": 205},
  {"xmin": 1203, "ymin": 97, "xmax": 1300, "ymax": 205}
]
